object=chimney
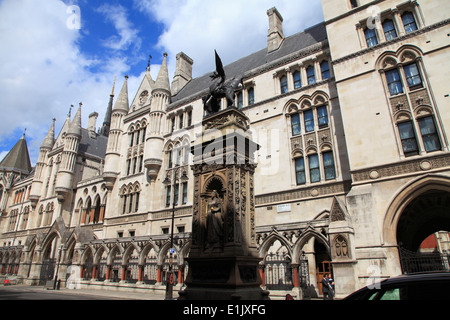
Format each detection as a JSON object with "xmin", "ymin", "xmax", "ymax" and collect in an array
[
  {"xmin": 171, "ymin": 52, "xmax": 194, "ymax": 95},
  {"xmin": 267, "ymin": 7, "xmax": 285, "ymax": 53},
  {"xmin": 88, "ymin": 112, "xmax": 98, "ymax": 137}
]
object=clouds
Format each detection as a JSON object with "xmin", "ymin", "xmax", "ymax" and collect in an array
[
  {"xmin": 96, "ymin": 3, "xmax": 141, "ymax": 52},
  {"xmin": 0, "ymin": 0, "xmax": 143, "ymax": 164},
  {"xmin": 0, "ymin": 0, "xmax": 323, "ymax": 166},
  {"xmin": 135, "ymin": 0, "xmax": 324, "ymax": 77}
]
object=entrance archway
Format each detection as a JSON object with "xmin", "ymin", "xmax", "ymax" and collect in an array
[
  {"xmin": 314, "ymin": 239, "xmax": 332, "ymax": 295},
  {"xmin": 384, "ymin": 175, "xmax": 450, "ymax": 274},
  {"xmin": 397, "ymin": 190, "xmax": 450, "ymax": 252},
  {"xmin": 397, "ymin": 190, "xmax": 450, "ymax": 273}
]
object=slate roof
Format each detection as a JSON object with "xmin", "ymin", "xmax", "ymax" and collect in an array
[
  {"xmin": 78, "ymin": 129, "xmax": 108, "ymax": 159},
  {"xmin": 169, "ymin": 22, "xmax": 328, "ymax": 108},
  {"xmin": 0, "ymin": 134, "xmax": 32, "ymax": 174}
]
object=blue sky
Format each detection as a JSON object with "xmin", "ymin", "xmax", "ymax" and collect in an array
[{"xmin": 0, "ymin": 0, "xmax": 323, "ymax": 166}]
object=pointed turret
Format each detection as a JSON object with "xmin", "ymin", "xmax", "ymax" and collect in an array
[
  {"xmin": 144, "ymin": 53, "xmax": 172, "ymax": 181},
  {"xmin": 113, "ymin": 75, "xmax": 129, "ymax": 114},
  {"xmin": 29, "ymin": 119, "xmax": 56, "ymax": 207},
  {"xmin": 100, "ymin": 77, "xmax": 116, "ymax": 136},
  {"xmin": 153, "ymin": 53, "xmax": 171, "ymax": 95},
  {"xmin": 103, "ymin": 76, "xmax": 129, "ymax": 190},
  {"xmin": 41, "ymin": 118, "xmax": 56, "ymax": 150},
  {"xmin": 0, "ymin": 132, "xmax": 32, "ymax": 174},
  {"xmin": 55, "ymin": 103, "xmax": 82, "ymax": 201},
  {"xmin": 146, "ymin": 58, "xmax": 156, "ymax": 87},
  {"xmin": 68, "ymin": 103, "xmax": 82, "ymax": 138}
]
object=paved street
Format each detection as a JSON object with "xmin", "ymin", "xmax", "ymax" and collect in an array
[{"xmin": 0, "ymin": 285, "xmax": 166, "ymax": 300}]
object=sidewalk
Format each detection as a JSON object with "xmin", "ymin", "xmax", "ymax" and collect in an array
[{"xmin": 15, "ymin": 284, "xmax": 167, "ymax": 300}]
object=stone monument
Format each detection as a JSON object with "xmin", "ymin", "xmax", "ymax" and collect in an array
[{"xmin": 178, "ymin": 52, "xmax": 269, "ymax": 300}]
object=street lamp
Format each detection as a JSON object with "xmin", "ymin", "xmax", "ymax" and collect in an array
[
  {"xmin": 53, "ymin": 244, "xmax": 63, "ymax": 290},
  {"xmin": 163, "ymin": 168, "xmax": 188, "ymax": 299}
]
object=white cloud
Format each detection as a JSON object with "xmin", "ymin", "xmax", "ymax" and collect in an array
[
  {"xmin": 96, "ymin": 3, "xmax": 141, "ymax": 52},
  {"xmin": 135, "ymin": 0, "xmax": 324, "ymax": 77},
  {"xmin": 0, "ymin": 0, "xmax": 142, "ymax": 165},
  {"xmin": 0, "ymin": 0, "xmax": 324, "ymax": 166}
]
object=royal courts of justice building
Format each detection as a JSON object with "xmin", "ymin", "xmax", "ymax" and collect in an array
[{"xmin": 0, "ymin": 0, "xmax": 449, "ymax": 299}]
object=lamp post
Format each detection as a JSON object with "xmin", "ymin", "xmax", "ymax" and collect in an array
[
  {"xmin": 53, "ymin": 244, "xmax": 63, "ymax": 290},
  {"xmin": 163, "ymin": 168, "xmax": 188, "ymax": 300}
]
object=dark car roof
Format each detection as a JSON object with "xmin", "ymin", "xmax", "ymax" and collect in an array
[
  {"xmin": 380, "ymin": 272, "xmax": 450, "ymax": 285},
  {"xmin": 344, "ymin": 272, "xmax": 450, "ymax": 299}
]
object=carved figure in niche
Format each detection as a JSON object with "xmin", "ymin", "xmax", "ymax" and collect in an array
[{"xmin": 205, "ymin": 190, "xmax": 224, "ymax": 250}]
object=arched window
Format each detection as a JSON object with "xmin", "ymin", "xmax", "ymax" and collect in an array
[
  {"xmin": 93, "ymin": 196, "xmax": 101, "ymax": 223},
  {"xmin": 120, "ymin": 183, "xmax": 141, "ymax": 214},
  {"xmin": 37, "ymin": 205, "xmax": 44, "ymax": 227},
  {"xmin": 378, "ymin": 48, "xmax": 443, "ymax": 158},
  {"xmin": 20, "ymin": 206, "xmax": 30, "ymax": 230},
  {"xmin": 83, "ymin": 198, "xmax": 92, "ymax": 224},
  {"xmin": 44, "ymin": 203, "xmax": 54, "ymax": 226}
]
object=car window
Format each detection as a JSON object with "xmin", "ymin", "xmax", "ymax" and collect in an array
[
  {"xmin": 379, "ymin": 288, "xmax": 400, "ymax": 300},
  {"xmin": 368, "ymin": 291, "xmax": 380, "ymax": 300},
  {"xmin": 407, "ymin": 281, "xmax": 449, "ymax": 300}
]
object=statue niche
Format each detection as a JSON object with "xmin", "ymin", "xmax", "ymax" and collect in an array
[
  {"xmin": 202, "ymin": 176, "xmax": 225, "ymax": 252},
  {"xmin": 206, "ymin": 191, "xmax": 224, "ymax": 250}
]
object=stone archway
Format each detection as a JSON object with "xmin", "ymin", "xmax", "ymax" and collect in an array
[
  {"xmin": 397, "ymin": 190, "xmax": 450, "ymax": 252},
  {"xmin": 384, "ymin": 175, "xmax": 450, "ymax": 274}
]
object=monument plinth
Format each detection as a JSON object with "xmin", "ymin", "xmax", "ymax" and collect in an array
[{"xmin": 179, "ymin": 106, "xmax": 268, "ymax": 300}]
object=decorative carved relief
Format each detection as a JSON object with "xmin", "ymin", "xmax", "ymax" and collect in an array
[{"xmin": 334, "ymin": 235, "xmax": 348, "ymax": 257}]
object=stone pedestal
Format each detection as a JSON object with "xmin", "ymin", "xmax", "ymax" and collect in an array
[{"xmin": 179, "ymin": 107, "xmax": 269, "ymax": 300}]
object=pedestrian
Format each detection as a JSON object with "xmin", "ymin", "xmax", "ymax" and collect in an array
[{"xmin": 322, "ymin": 273, "xmax": 335, "ymax": 300}]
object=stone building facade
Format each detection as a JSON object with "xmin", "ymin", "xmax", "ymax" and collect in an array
[{"xmin": 0, "ymin": 0, "xmax": 449, "ymax": 299}]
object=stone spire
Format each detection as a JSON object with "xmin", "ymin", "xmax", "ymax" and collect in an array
[
  {"xmin": 41, "ymin": 118, "xmax": 56, "ymax": 150},
  {"xmin": 100, "ymin": 77, "xmax": 116, "ymax": 136},
  {"xmin": 68, "ymin": 102, "xmax": 82, "ymax": 137},
  {"xmin": 113, "ymin": 75, "xmax": 130, "ymax": 113},
  {"xmin": 153, "ymin": 53, "xmax": 171, "ymax": 94},
  {"xmin": 0, "ymin": 132, "xmax": 32, "ymax": 174},
  {"xmin": 145, "ymin": 62, "xmax": 155, "ymax": 87}
]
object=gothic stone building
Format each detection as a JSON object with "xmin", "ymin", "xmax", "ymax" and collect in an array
[{"xmin": 0, "ymin": 0, "xmax": 449, "ymax": 299}]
